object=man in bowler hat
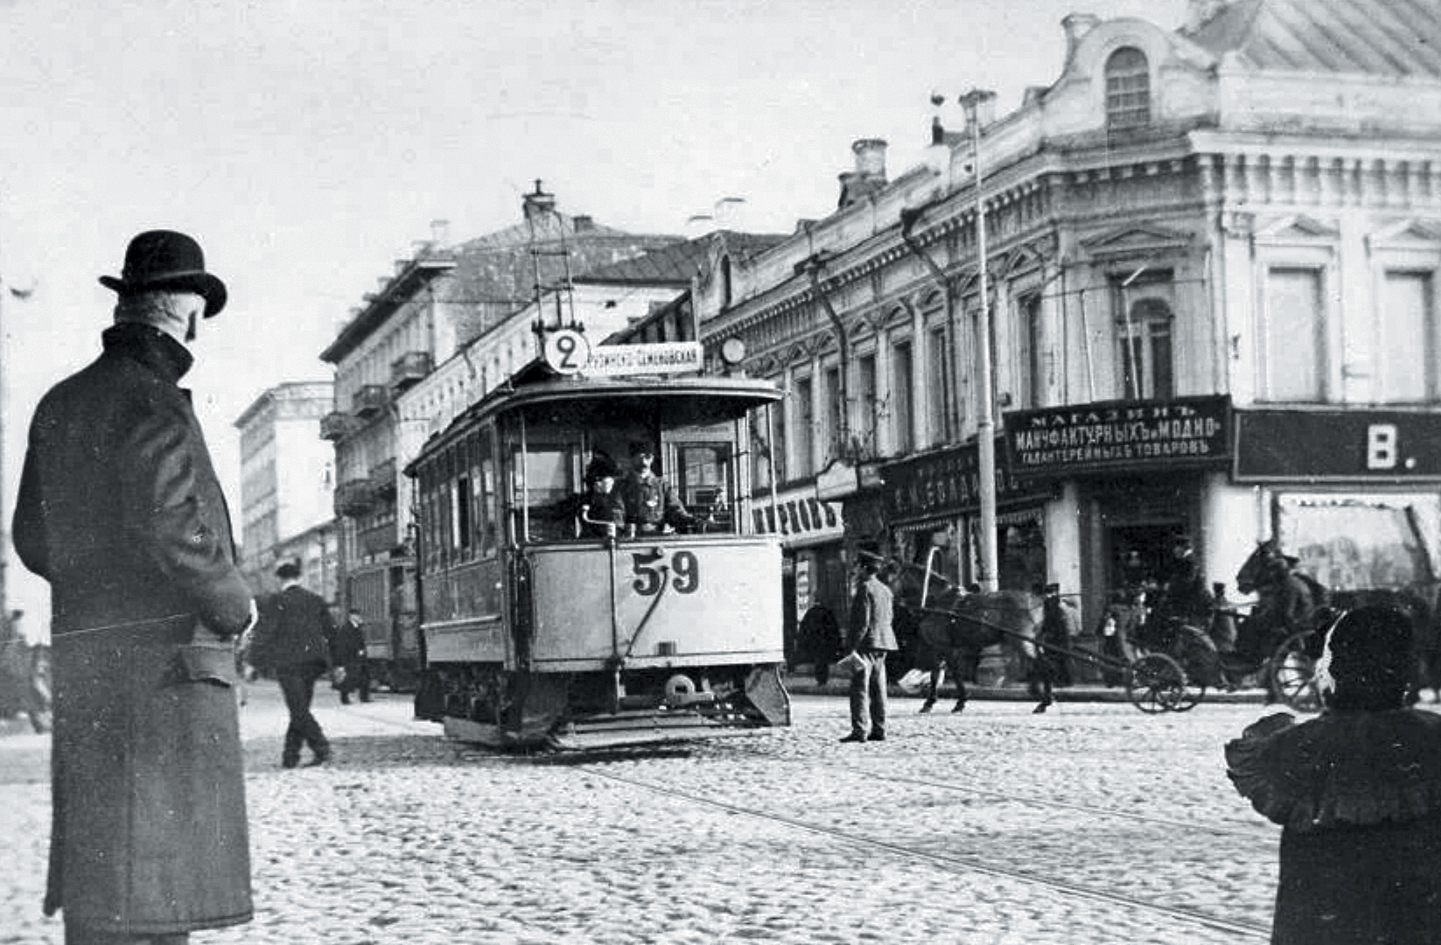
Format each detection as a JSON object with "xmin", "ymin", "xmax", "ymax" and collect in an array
[
  {"xmin": 248, "ymin": 561, "xmax": 334, "ymax": 767},
  {"xmin": 14, "ymin": 230, "xmax": 257, "ymax": 943}
]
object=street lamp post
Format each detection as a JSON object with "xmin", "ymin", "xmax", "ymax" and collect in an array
[{"xmin": 959, "ymin": 88, "xmax": 1000, "ymax": 593}]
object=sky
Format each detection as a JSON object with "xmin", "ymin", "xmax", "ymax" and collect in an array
[{"xmin": 0, "ymin": 0, "xmax": 1189, "ymax": 638}]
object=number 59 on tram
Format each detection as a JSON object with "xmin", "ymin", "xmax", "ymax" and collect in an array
[{"xmin": 406, "ymin": 341, "xmax": 791, "ymax": 749}]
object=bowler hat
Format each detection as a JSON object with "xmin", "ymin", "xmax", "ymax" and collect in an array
[
  {"xmin": 275, "ymin": 561, "xmax": 301, "ymax": 580},
  {"xmin": 99, "ymin": 230, "xmax": 228, "ymax": 317}
]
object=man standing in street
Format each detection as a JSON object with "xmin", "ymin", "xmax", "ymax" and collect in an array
[
  {"xmin": 249, "ymin": 561, "xmax": 334, "ymax": 768},
  {"xmin": 13, "ymin": 230, "xmax": 256, "ymax": 944},
  {"xmin": 331, "ymin": 608, "xmax": 372, "ymax": 705},
  {"xmin": 841, "ymin": 554, "xmax": 897, "ymax": 743}
]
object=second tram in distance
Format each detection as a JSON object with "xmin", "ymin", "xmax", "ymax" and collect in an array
[{"xmin": 407, "ymin": 331, "xmax": 790, "ymax": 749}]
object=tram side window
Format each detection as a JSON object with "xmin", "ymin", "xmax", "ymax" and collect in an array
[{"xmin": 453, "ymin": 472, "xmax": 472, "ymax": 556}]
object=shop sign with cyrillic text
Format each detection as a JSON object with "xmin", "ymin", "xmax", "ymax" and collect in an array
[{"xmin": 1005, "ymin": 396, "xmax": 1232, "ymax": 479}]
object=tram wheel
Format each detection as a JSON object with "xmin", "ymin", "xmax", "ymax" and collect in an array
[
  {"xmin": 1271, "ymin": 631, "xmax": 1322, "ymax": 712},
  {"xmin": 1127, "ymin": 653, "xmax": 1187, "ymax": 714}
]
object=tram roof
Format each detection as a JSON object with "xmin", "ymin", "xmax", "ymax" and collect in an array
[{"xmin": 408, "ymin": 365, "xmax": 783, "ymax": 471}]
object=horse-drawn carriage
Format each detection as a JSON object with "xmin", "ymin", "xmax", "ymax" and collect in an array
[{"xmin": 888, "ymin": 535, "xmax": 1437, "ymax": 715}]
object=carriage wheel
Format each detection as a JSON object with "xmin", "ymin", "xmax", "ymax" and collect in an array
[
  {"xmin": 1127, "ymin": 653, "xmax": 1187, "ymax": 713},
  {"xmin": 1271, "ymin": 631, "xmax": 1322, "ymax": 712}
]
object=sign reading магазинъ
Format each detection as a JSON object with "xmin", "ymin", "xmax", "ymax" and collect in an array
[{"xmin": 1004, "ymin": 395, "xmax": 1232, "ymax": 479}]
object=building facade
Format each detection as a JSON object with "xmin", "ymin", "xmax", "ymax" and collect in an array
[
  {"xmin": 695, "ymin": 0, "xmax": 1441, "ymax": 659},
  {"xmin": 234, "ymin": 381, "xmax": 337, "ymax": 599}
]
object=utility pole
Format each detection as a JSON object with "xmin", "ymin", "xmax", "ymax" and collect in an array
[{"xmin": 960, "ymin": 88, "xmax": 1000, "ymax": 593}]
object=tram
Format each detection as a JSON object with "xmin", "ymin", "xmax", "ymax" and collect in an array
[{"xmin": 406, "ymin": 328, "xmax": 791, "ymax": 749}]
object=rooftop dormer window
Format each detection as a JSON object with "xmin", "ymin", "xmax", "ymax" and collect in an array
[{"xmin": 1105, "ymin": 47, "xmax": 1150, "ymax": 129}]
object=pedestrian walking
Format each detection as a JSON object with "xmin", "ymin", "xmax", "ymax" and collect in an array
[
  {"xmin": 248, "ymin": 561, "xmax": 334, "ymax": 767},
  {"xmin": 840, "ymin": 555, "xmax": 897, "ymax": 743},
  {"xmin": 332, "ymin": 608, "xmax": 372, "ymax": 705},
  {"xmin": 12, "ymin": 230, "xmax": 257, "ymax": 944},
  {"xmin": 1225, "ymin": 605, "xmax": 1441, "ymax": 945}
]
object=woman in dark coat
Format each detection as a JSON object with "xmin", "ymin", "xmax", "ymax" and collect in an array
[
  {"xmin": 1226, "ymin": 605, "xmax": 1441, "ymax": 944},
  {"xmin": 12, "ymin": 232, "xmax": 255, "ymax": 943}
]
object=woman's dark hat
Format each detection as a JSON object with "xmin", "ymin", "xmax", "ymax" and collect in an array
[
  {"xmin": 1321, "ymin": 604, "xmax": 1415, "ymax": 710},
  {"xmin": 586, "ymin": 456, "xmax": 618, "ymax": 481},
  {"xmin": 99, "ymin": 230, "xmax": 228, "ymax": 317}
]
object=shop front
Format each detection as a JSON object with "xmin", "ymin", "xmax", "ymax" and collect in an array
[
  {"xmin": 1233, "ymin": 408, "xmax": 1441, "ymax": 596},
  {"xmin": 881, "ymin": 439, "xmax": 1057, "ymax": 595},
  {"xmin": 1004, "ymin": 395, "xmax": 1234, "ymax": 654},
  {"xmin": 753, "ymin": 486, "xmax": 847, "ymax": 666}
]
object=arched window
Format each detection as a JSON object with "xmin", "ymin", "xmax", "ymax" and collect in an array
[{"xmin": 1105, "ymin": 47, "xmax": 1150, "ymax": 129}]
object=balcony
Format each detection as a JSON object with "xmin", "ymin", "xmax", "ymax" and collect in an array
[
  {"xmin": 334, "ymin": 479, "xmax": 374, "ymax": 517},
  {"xmin": 319, "ymin": 411, "xmax": 354, "ymax": 441},
  {"xmin": 353, "ymin": 385, "xmax": 390, "ymax": 419},
  {"xmin": 369, "ymin": 458, "xmax": 397, "ymax": 499},
  {"xmin": 390, "ymin": 351, "xmax": 434, "ymax": 393}
]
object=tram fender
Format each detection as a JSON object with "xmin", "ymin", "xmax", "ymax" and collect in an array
[
  {"xmin": 744, "ymin": 666, "xmax": 791, "ymax": 726},
  {"xmin": 506, "ymin": 671, "xmax": 568, "ymax": 737}
]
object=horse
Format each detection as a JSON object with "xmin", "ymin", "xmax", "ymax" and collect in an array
[
  {"xmin": 1235, "ymin": 537, "xmax": 1441, "ymax": 701},
  {"xmin": 889, "ymin": 559, "xmax": 1050, "ymax": 714}
]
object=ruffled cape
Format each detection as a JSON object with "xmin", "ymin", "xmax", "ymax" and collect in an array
[{"xmin": 1225, "ymin": 708, "xmax": 1441, "ymax": 832}]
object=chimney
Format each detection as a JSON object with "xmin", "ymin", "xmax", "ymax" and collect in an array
[
  {"xmin": 522, "ymin": 179, "xmax": 556, "ymax": 221},
  {"xmin": 1062, "ymin": 13, "xmax": 1101, "ymax": 65},
  {"xmin": 839, "ymin": 139, "xmax": 888, "ymax": 208},
  {"xmin": 852, "ymin": 138, "xmax": 888, "ymax": 180},
  {"xmin": 573, "ymin": 215, "xmax": 594, "ymax": 232},
  {"xmin": 686, "ymin": 214, "xmax": 715, "ymax": 238},
  {"xmin": 430, "ymin": 219, "xmax": 450, "ymax": 249},
  {"xmin": 1185, "ymin": 0, "xmax": 1228, "ymax": 31}
]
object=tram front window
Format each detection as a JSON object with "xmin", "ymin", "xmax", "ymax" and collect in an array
[
  {"xmin": 517, "ymin": 446, "xmax": 581, "ymax": 542},
  {"xmin": 677, "ymin": 443, "xmax": 734, "ymax": 533}
]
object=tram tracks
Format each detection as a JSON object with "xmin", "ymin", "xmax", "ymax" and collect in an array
[
  {"xmin": 729, "ymin": 745, "xmax": 1267, "ymax": 840},
  {"xmin": 585, "ymin": 763, "xmax": 1271, "ymax": 940}
]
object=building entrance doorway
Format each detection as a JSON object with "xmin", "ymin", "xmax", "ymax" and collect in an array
[{"xmin": 1107, "ymin": 524, "xmax": 1189, "ymax": 600}]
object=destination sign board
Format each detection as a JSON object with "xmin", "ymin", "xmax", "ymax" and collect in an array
[
  {"xmin": 586, "ymin": 341, "xmax": 703, "ymax": 377},
  {"xmin": 1004, "ymin": 395, "xmax": 1232, "ymax": 479},
  {"xmin": 541, "ymin": 331, "xmax": 703, "ymax": 377}
]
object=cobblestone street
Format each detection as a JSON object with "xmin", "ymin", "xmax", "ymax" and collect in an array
[{"xmin": 0, "ymin": 683, "xmax": 1324, "ymax": 944}]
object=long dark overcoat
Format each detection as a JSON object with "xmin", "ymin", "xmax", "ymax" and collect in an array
[{"xmin": 12, "ymin": 322, "xmax": 254, "ymax": 936}]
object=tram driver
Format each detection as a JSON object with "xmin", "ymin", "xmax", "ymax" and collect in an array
[{"xmin": 621, "ymin": 442, "xmax": 694, "ymax": 537}]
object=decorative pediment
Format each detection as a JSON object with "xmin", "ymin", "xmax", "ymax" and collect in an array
[
  {"xmin": 1252, "ymin": 214, "xmax": 1339, "ymax": 243},
  {"xmin": 882, "ymin": 304, "xmax": 912, "ymax": 331},
  {"xmin": 1079, "ymin": 224, "xmax": 1193, "ymax": 260},
  {"xmin": 1368, "ymin": 218, "xmax": 1441, "ymax": 250}
]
